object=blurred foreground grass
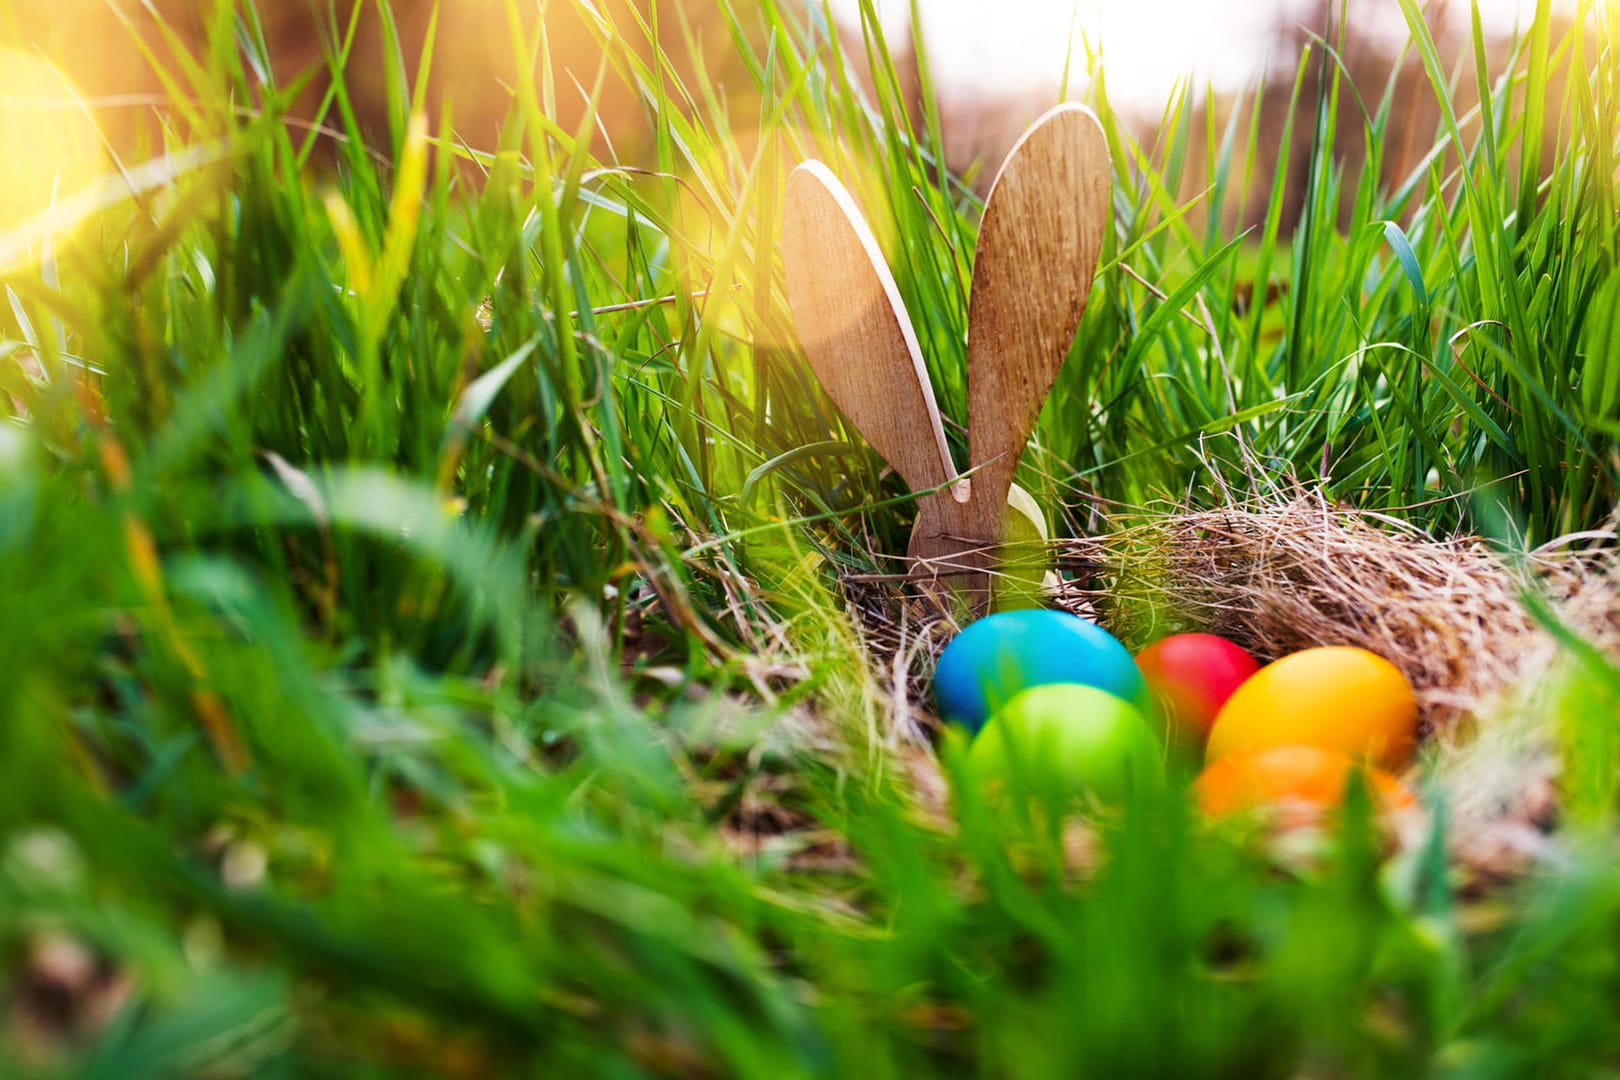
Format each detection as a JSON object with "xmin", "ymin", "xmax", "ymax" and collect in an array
[{"xmin": 2, "ymin": 0, "xmax": 1620, "ymax": 1075}]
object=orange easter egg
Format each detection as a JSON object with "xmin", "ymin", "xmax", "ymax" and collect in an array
[{"xmin": 1195, "ymin": 745, "xmax": 1416, "ymax": 818}]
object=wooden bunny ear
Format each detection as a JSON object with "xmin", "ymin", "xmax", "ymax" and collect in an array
[
  {"xmin": 781, "ymin": 161, "xmax": 961, "ymax": 500},
  {"xmin": 962, "ymin": 104, "xmax": 1110, "ymax": 539}
]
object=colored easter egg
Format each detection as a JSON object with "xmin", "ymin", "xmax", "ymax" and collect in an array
[
  {"xmin": 1135, "ymin": 633, "xmax": 1261, "ymax": 744},
  {"xmin": 934, "ymin": 609, "xmax": 1148, "ymax": 735},
  {"xmin": 994, "ymin": 483, "xmax": 1057, "ymax": 611},
  {"xmin": 1195, "ymin": 745, "xmax": 1415, "ymax": 818},
  {"xmin": 1205, "ymin": 646, "xmax": 1418, "ymax": 768},
  {"xmin": 969, "ymin": 684, "xmax": 1163, "ymax": 804}
]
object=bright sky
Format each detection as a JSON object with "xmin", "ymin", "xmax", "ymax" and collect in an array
[{"xmin": 828, "ymin": 0, "xmax": 1577, "ymax": 109}]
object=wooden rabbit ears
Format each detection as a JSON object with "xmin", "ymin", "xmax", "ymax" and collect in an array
[{"xmin": 782, "ymin": 103, "xmax": 1111, "ymax": 616}]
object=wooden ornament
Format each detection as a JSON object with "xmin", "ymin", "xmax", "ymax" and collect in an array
[
  {"xmin": 781, "ymin": 161, "xmax": 962, "ymax": 503},
  {"xmin": 782, "ymin": 103, "xmax": 1111, "ymax": 617},
  {"xmin": 962, "ymin": 106, "xmax": 1111, "ymax": 551}
]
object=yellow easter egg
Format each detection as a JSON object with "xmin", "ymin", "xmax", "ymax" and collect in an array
[
  {"xmin": 1205, "ymin": 646, "xmax": 1418, "ymax": 769},
  {"xmin": 993, "ymin": 482, "xmax": 1057, "ymax": 611}
]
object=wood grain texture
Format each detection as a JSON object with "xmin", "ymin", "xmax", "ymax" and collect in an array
[
  {"xmin": 963, "ymin": 104, "xmax": 1110, "ymax": 543},
  {"xmin": 782, "ymin": 115, "xmax": 1110, "ymax": 617},
  {"xmin": 782, "ymin": 161, "xmax": 986, "ymax": 612},
  {"xmin": 781, "ymin": 162, "xmax": 960, "ymax": 499}
]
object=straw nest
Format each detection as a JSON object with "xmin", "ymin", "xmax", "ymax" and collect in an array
[{"xmin": 843, "ymin": 493, "xmax": 1620, "ymax": 879}]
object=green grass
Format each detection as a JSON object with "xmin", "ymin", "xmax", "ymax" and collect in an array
[{"xmin": 2, "ymin": 0, "xmax": 1619, "ymax": 1075}]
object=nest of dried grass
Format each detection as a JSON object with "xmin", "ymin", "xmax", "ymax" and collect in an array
[{"xmin": 843, "ymin": 492, "xmax": 1620, "ymax": 876}]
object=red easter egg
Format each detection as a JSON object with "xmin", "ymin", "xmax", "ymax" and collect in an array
[{"xmin": 1134, "ymin": 633, "xmax": 1261, "ymax": 744}]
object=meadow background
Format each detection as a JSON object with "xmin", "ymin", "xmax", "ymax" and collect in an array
[{"xmin": 1, "ymin": 0, "xmax": 1618, "ymax": 1075}]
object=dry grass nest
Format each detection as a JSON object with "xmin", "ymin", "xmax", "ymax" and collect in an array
[{"xmin": 842, "ymin": 493, "xmax": 1620, "ymax": 880}]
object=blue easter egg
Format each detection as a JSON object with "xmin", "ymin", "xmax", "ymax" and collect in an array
[{"xmin": 934, "ymin": 609, "xmax": 1147, "ymax": 735}]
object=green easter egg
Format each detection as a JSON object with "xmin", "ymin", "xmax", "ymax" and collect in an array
[{"xmin": 969, "ymin": 683, "xmax": 1163, "ymax": 805}]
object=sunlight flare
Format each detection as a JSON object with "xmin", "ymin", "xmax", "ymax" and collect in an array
[{"xmin": 0, "ymin": 50, "xmax": 109, "ymax": 265}]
